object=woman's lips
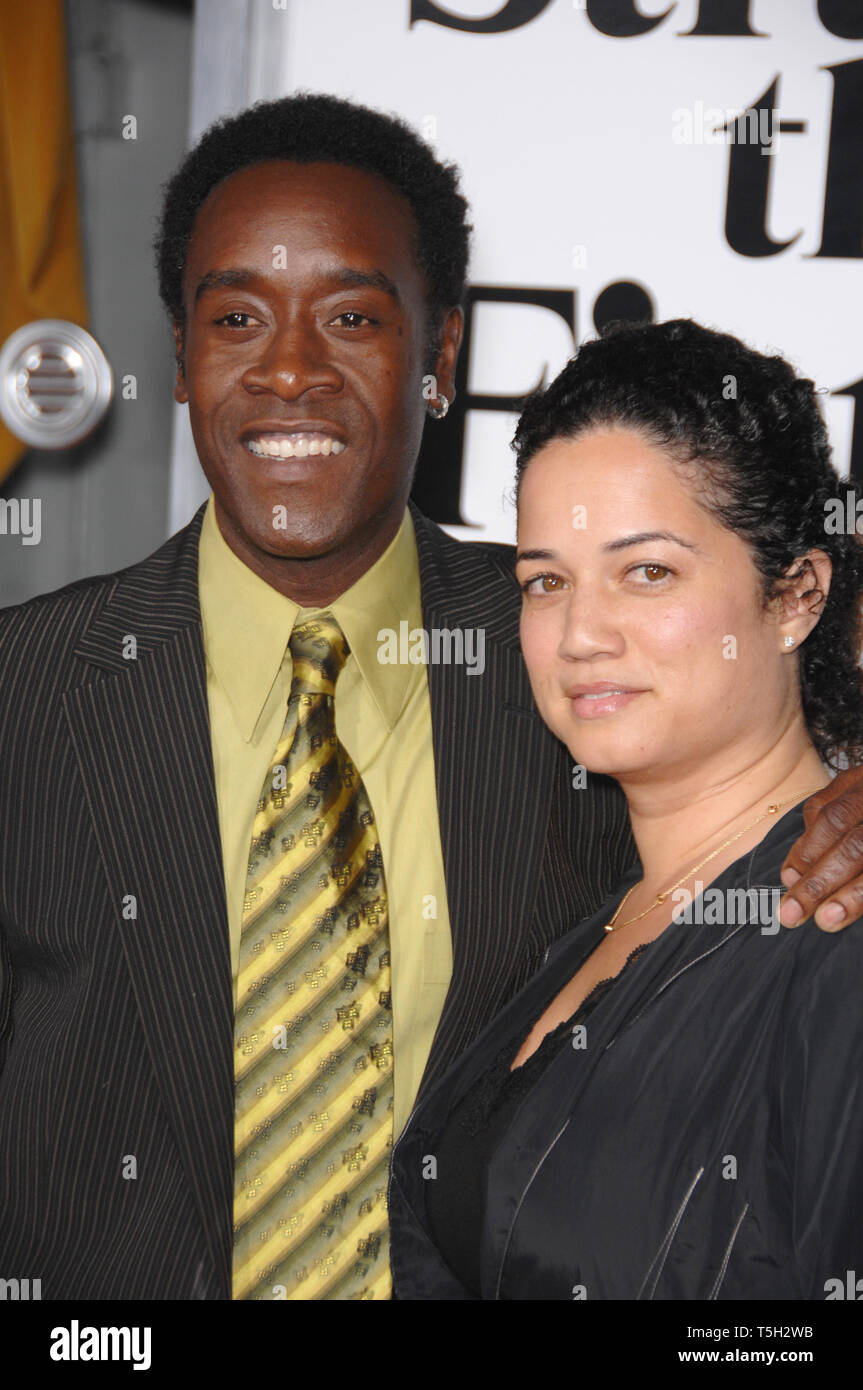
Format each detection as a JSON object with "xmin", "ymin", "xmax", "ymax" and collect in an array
[{"xmin": 569, "ymin": 688, "xmax": 644, "ymax": 719}]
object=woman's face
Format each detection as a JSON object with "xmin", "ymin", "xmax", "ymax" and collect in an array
[{"xmin": 515, "ymin": 427, "xmax": 796, "ymax": 786}]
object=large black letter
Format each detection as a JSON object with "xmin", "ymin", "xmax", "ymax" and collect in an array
[
  {"xmin": 813, "ymin": 60, "xmax": 863, "ymax": 259},
  {"xmin": 411, "ymin": 286, "xmax": 575, "ymax": 526},
  {"xmin": 592, "ymin": 281, "xmax": 655, "ymax": 333},
  {"xmin": 724, "ymin": 79, "xmax": 804, "ymax": 257},
  {"xmin": 831, "ymin": 377, "xmax": 863, "ymax": 486},
  {"xmin": 586, "ymin": 0, "xmax": 673, "ymax": 37},
  {"xmin": 818, "ymin": 0, "xmax": 863, "ymax": 40},
  {"xmin": 679, "ymin": 0, "xmax": 766, "ymax": 36},
  {"xmin": 410, "ymin": 0, "xmax": 552, "ymax": 33}
]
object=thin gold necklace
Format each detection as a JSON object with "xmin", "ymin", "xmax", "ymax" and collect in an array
[{"xmin": 603, "ymin": 787, "xmax": 824, "ymax": 934}]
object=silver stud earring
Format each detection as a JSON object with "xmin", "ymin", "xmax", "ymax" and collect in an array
[
  {"xmin": 784, "ymin": 636, "xmax": 795, "ymax": 648},
  {"xmin": 427, "ymin": 396, "xmax": 450, "ymax": 420}
]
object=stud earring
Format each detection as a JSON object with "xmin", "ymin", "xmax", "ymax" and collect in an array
[
  {"xmin": 427, "ymin": 396, "xmax": 450, "ymax": 420},
  {"xmin": 783, "ymin": 636, "xmax": 795, "ymax": 648}
]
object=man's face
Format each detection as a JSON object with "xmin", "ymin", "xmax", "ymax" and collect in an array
[{"xmin": 174, "ymin": 159, "xmax": 460, "ymax": 595}]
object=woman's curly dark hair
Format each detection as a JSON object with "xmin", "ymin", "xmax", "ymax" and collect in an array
[
  {"xmin": 512, "ymin": 318, "xmax": 863, "ymax": 770},
  {"xmin": 155, "ymin": 91, "xmax": 471, "ymax": 365}
]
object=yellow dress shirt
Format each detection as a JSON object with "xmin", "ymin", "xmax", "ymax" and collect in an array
[{"xmin": 197, "ymin": 495, "xmax": 453, "ymax": 1138}]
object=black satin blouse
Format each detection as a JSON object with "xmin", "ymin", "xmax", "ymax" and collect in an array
[
  {"xmin": 425, "ymin": 948, "xmax": 649, "ymax": 1295},
  {"xmin": 389, "ymin": 806, "xmax": 863, "ymax": 1300}
]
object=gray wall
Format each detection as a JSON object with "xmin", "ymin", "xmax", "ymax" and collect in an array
[{"xmin": 0, "ymin": 0, "xmax": 192, "ymax": 608}]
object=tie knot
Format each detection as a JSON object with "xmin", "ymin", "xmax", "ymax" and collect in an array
[{"xmin": 288, "ymin": 613, "xmax": 350, "ymax": 696}]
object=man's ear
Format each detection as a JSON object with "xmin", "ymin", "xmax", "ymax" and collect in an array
[
  {"xmin": 775, "ymin": 548, "xmax": 833, "ymax": 646},
  {"xmin": 172, "ymin": 322, "xmax": 188, "ymax": 404},
  {"xmin": 431, "ymin": 306, "xmax": 464, "ymax": 406}
]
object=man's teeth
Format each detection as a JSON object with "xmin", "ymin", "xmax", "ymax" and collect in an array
[
  {"xmin": 245, "ymin": 435, "xmax": 345, "ymax": 459},
  {"xmin": 580, "ymin": 690, "xmax": 628, "ymax": 698}
]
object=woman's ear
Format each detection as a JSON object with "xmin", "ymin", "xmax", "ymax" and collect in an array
[{"xmin": 776, "ymin": 549, "xmax": 833, "ymax": 650}]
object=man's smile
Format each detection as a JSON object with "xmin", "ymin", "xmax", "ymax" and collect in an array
[
  {"xmin": 244, "ymin": 432, "xmax": 347, "ymax": 459},
  {"xmin": 238, "ymin": 418, "xmax": 349, "ymax": 462}
]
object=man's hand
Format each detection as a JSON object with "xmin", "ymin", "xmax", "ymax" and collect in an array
[{"xmin": 779, "ymin": 765, "xmax": 863, "ymax": 929}]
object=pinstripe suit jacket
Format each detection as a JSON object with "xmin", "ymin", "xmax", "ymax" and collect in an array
[{"xmin": 0, "ymin": 500, "xmax": 635, "ymax": 1299}]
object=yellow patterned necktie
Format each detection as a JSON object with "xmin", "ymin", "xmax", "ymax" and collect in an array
[{"xmin": 232, "ymin": 613, "xmax": 393, "ymax": 1300}]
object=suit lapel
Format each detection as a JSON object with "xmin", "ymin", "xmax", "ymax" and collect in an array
[
  {"xmin": 409, "ymin": 503, "xmax": 558, "ymax": 1087},
  {"xmin": 63, "ymin": 506, "xmax": 233, "ymax": 1297}
]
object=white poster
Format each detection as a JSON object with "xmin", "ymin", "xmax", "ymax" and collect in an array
[{"xmin": 171, "ymin": 0, "xmax": 863, "ymax": 542}]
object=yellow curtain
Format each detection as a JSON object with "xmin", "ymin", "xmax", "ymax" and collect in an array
[{"xmin": 0, "ymin": 0, "xmax": 88, "ymax": 482}]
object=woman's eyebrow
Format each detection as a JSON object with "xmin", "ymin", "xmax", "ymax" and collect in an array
[
  {"xmin": 515, "ymin": 532, "xmax": 700, "ymax": 565},
  {"xmin": 515, "ymin": 548, "xmax": 556, "ymax": 563},
  {"xmin": 602, "ymin": 530, "xmax": 699, "ymax": 553}
]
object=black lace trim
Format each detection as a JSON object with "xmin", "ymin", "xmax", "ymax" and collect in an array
[{"xmin": 457, "ymin": 941, "xmax": 651, "ymax": 1137}]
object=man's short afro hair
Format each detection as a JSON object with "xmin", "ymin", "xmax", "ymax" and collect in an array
[{"xmin": 155, "ymin": 90, "xmax": 472, "ymax": 342}]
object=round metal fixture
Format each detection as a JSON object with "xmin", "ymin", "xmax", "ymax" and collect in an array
[{"xmin": 0, "ymin": 320, "xmax": 113, "ymax": 449}]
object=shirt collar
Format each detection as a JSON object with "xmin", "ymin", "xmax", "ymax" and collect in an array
[{"xmin": 197, "ymin": 495, "xmax": 421, "ymax": 741}]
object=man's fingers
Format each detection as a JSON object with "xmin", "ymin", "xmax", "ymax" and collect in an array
[
  {"xmin": 778, "ymin": 885, "xmax": 863, "ymax": 930},
  {"xmin": 781, "ymin": 794, "xmax": 863, "ymax": 883},
  {"xmin": 778, "ymin": 824, "xmax": 863, "ymax": 930},
  {"xmin": 813, "ymin": 891, "xmax": 863, "ymax": 930},
  {"xmin": 800, "ymin": 789, "xmax": 832, "ymax": 831}
]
